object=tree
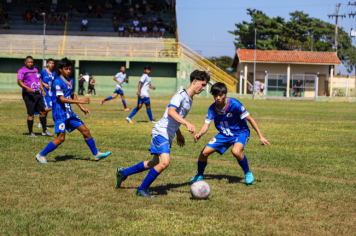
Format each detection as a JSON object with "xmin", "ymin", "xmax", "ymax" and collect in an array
[
  {"xmin": 229, "ymin": 9, "xmax": 356, "ymax": 73},
  {"xmin": 207, "ymin": 56, "xmax": 235, "ymax": 76}
]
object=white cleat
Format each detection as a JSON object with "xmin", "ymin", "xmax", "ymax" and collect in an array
[
  {"xmin": 38, "ymin": 123, "xmax": 42, "ymax": 128},
  {"xmin": 126, "ymin": 117, "xmax": 133, "ymax": 123},
  {"xmin": 149, "ymin": 121, "xmax": 157, "ymax": 124}
]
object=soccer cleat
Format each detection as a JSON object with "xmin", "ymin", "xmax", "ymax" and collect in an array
[
  {"xmin": 190, "ymin": 174, "xmax": 204, "ymax": 183},
  {"xmin": 101, "ymin": 99, "xmax": 104, "ymax": 106},
  {"xmin": 36, "ymin": 154, "xmax": 48, "ymax": 164},
  {"xmin": 38, "ymin": 123, "xmax": 42, "ymax": 128},
  {"xmin": 126, "ymin": 117, "xmax": 133, "ymax": 123},
  {"xmin": 136, "ymin": 189, "xmax": 157, "ymax": 198},
  {"xmin": 124, "ymin": 107, "xmax": 131, "ymax": 111},
  {"xmin": 245, "ymin": 171, "xmax": 254, "ymax": 185},
  {"xmin": 115, "ymin": 167, "xmax": 127, "ymax": 188},
  {"xmin": 42, "ymin": 130, "xmax": 54, "ymax": 137},
  {"xmin": 149, "ymin": 121, "xmax": 157, "ymax": 124},
  {"xmin": 28, "ymin": 132, "xmax": 38, "ymax": 138},
  {"xmin": 94, "ymin": 151, "xmax": 111, "ymax": 161}
]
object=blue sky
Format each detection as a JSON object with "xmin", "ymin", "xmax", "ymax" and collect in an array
[{"xmin": 176, "ymin": 0, "xmax": 356, "ymax": 74}]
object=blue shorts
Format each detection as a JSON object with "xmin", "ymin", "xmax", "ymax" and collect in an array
[
  {"xmin": 43, "ymin": 96, "xmax": 52, "ymax": 109},
  {"xmin": 113, "ymin": 89, "xmax": 124, "ymax": 95},
  {"xmin": 138, "ymin": 96, "xmax": 150, "ymax": 106},
  {"xmin": 54, "ymin": 115, "xmax": 84, "ymax": 133},
  {"xmin": 207, "ymin": 131, "xmax": 250, "ymax": 155},
  {"xmin": 149, "ymin": 135, "xmax": 171, "ymax": 155}
]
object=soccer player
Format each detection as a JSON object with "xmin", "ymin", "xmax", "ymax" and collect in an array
[
  {"xmin": 190, "ymin": 82, "xmax": 270, "ymax": 185},
  {"xmin": 125, "ymin": 65, "xmax": 156, "ymax": 123},
  {"xmin": 38, "ymin": 58, "xmax": 56, "ymax": 131},
  {"xmin": 17, "ymin": 56, "xmax": 52, "ymax": 137},
  {"xmin": 101, "ymin": 66, "xmax": 131, "ymax": 111},
  {"xmin": 35, "ymin": 58, "xmax": 111, "ymax": 164},
  {"xmin": 116, "ymin": 70, "xmax": 210, "ymax": 198}
]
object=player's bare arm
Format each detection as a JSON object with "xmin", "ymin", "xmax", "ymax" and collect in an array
[
  {"xmin": 176, "ymin": 129, "xmax": 185, "ymax": 147},
  {"xmin": 245, "ymin": 115, "xmax": 270, "ymax": 146},
  {"xmin": 59, "ymin": 95, "xmax": 90, "ymax": 105},
  {"xmin": 18, "ymin": 79, "xmax": 34, "ymax": 93},
  {"xmin": 113, "ymin": 77, "xmax": 120, "ymax": 83},
  {"xmin": 167, "ymin": 106, "xmax": 195, "ymax": 134},
  {"xmin": 42, "ymin": 81, "xmax": 50, "ymax": 89},
  {"xmin": 194, "ymin": 122, "xmax": 210, "ymax": 142},
  {"xmin": 136, "ymin": 81, "xmax": 142, "ymax": 95},
  {"xmin": 72, "ymin": 93, "xmax": 90, "ymax": 116},
  {"xmin": 149, "ymin": 85, "xmax": 156, "ymax": 90}
]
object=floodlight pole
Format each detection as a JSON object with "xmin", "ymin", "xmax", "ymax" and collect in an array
[{"xmin": 42, "ymin": 13, "xmax": 46, "ymax": 71}]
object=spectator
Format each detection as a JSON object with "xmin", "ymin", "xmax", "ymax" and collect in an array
[
  {"xmin": 113, "ymin": 19, "xmax": 119, "ymax": 32},
  {"xmin": 152, "ymin": 15, "xmax": 157, "ymax": 23},
  {"xmin": 254, "ymin": 81, "xmax": 261, "ymax": 95},
  {"xmin": 3, "ymin": 11, "xmax": 10, "ymax": 22},
  {"xmin": 294, "ymin": 79, "xmax": 303, "ymax": 97},
  {"xmin": 50, "ymin": 3, "xmax": 57, "ymax": 14},
  {"xmin": 147, "ymin": 21, "xmax": 153, "ymax": 37},
  {"xmin": 81, "ymin": 17, "xmax": 88, "ymax": 31},
  {"xmin": 260, "ymin": 82, "xmax": 265, "ymax": 95},
  {"xmin": 141, "ymin": 25, "xmax": 147, "ymax": 38},
  {"xmin": 113, "ymin": 10, "xmax": 118, "ymax": 21},
  {"xmin": 165, "ymin": 0, "xmax": 172, "ymax": 11},
  {"xmin": 141, "ymin": 19, "xmax": 147, "ymax": 26},
  {"xmin": 159, "ymin": 25, "xmax": 165, "ymax": 38},
  {"xmin": 96, "ymin": 3, "xmax": 103, "ymax": 18},
  {"xmin": 60, "ymin": 14, "xmax": 66, "ymax": 25},
  {"xmin": 168, "ymin": 24, "xmax": 174, "ymax": 34},
  {"xmin": 124, "ymin": 25, "xmax": 129, "ymax": 37},
  {"xmin": 134, "ymin": 25, "xmax": 141, "ymax": 37},
  {"xmin": 145, "ymin": 4, "xmax": 151, "ymax": 15},
  {"xmin": 123, "ymin": 12, "xmax": 129, "ymax": 22},
  {"xmin": 142, "ymin": 0, "xmax": 147, "ymax": 6},
  {"xmin": 39, "ymin": 4, "xmax": 45, "ymax": 14},
  {"xmin": 3, "ymin": 21, "xmax": 9, "ymax": 29},
  {"xmin": 129, "ymin": 5, "xmax": 134, "ymax": 18},
  {"xmin": 152, "ymin": 24, "xmax": 159, "ymax": 37},
  {"xmin": 129, "ymin": 24, "xmax": 134, "ymax": 37},
  {"xmin": 135, "ymin": 2, "xmax": 140, "ymax": 12},
  {"xmin": 34, "ymin": 9, "xmax": 39, "ymax": 19},
  {"xmin": 25, "ymin": 11, "xmax": 32, "ymax": 24},
  {"xmin": 157, "ymin": 15, "xmax": 163, "ymax": 25},
  {"xmin": 46, "ymin": 13, "xmax": 53, "ymax": 25},
  {"xmin": 53, "ymin": 13, "xmax": 59, "ymax": 26},
  {"xmin": 118, "ymin": 24, "xmax": 124, "ymax": 36},
  {"xmin": 78, "ymin": 74, "xmax": 86, "ymax": 95},
  {"xmin": 164, "ymin": 21, "xmax": 169, "ymax": 30},
  {"xmin": 87, "ymin": 3, "xmax": 94, "ymax": 18},
  {"xmin": 105, "ymin": 1, "xmax": 112, "ymax": 10},
  {"xmin": 31, "ymin": 15, "xmax": 37, "ymax": 25},
  {"xmin": 133, "ymin": 18, "xmax": 139, "ymax": 27},
  {"xmin": 68, "ymin": 4, "xmax": 75, "ymax": 18},
  {"xmin": 137, "ymin": 11, "xmax": 143, "ymax": 20}
]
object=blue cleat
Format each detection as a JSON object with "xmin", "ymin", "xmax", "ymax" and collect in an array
[
  {"xmin": 115, "ymin": 167, "xmax": 127, "ymax": 188},
  {"xmin": 190, "ymin": 174, "xmax": 204, "ymax": 183},
  {"xmin": 245, "ymin": 171, "xmax": 254, "ymax": 185},
  {"xmin": 136, "ymin": 189, "xmax": 157, "ymax": 198},
  {"xmin": 94, "ymin": 151, "xmax": 111, "ymax": 161},
  {"xmin": 36, "ymin": 154, "xmax": 48, "ymax": 164}
]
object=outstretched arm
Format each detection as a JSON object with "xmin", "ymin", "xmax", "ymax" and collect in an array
[
  {"xmin": 245, "ymin": 115, "xmax": 270, "ymax": 146},
  {"xmin": 167, "ymin": 106, "xmax": 195, "ymax": 134},
  {"xmin": 194, "ymin": 122, "xmax": 210, "ymax": 142},
  {"xmin": 72, "ymin": 93, "xmax": 90, "ymax": 116}
]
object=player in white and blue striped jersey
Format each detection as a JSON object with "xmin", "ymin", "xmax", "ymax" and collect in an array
[
  {"xmin": 126, "ymin": 65, "xmax": 156, "ymax": 123},
  {"xmin": 190, "ymin": 82, "xmax": 270, "ymax": 185},
  {"xmin": 101, "ymin": 66, "xmax": 131, "ymax": 111},
  {"xmin": 35, "ymin": 58, "xmax": 111, "ymax": 164},
  {"xmin": 116, "ymin": 70, "xmax": 210, "ymax": 198}
]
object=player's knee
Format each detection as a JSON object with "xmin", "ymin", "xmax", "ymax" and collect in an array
[
  {"xmin": 82, "ymin": 128, "xmax": 91, "ymax": 138},
  {"xmin": 57, "ymin": 135, "xmax": 65, "ymax": 144},
  {"xmin": 232, "ymin": 149, "xmax": 243, "ymax": 158},
  {"xmin": 160, "ymin": 159, "xmax": 170, "ymax": 169}
]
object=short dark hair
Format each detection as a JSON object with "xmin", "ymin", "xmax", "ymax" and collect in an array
[
  {"xmin": 190, "ymin": 70, "xmax": 210, "ymax": 83},
  {"xmin": 210, "ymin": 82, "xmax": 227, "ymax": 96},
  {"xmin": 144, "ymin": 65, "xmax": 151, "ymax": 70},
  {"xmin": 47, "ymin": 58, "xmax": 54, "ymax": 63},
  {"xmin": 58, "ymin": 57, "xmax": 72, "ymax": 69},
  {"xmin": 25, "ymin": 56, "xmax": 33, "ymax": 60}
]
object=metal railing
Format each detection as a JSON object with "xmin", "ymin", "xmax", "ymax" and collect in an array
[{"xmin": 0, "ymin": 38, "xmax": 237, "ymax": 92}]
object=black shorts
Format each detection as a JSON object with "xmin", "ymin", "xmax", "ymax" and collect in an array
[
  {"xmin": 295, "ymin": 88, "xmax": 301, "ymax": 93},
  {"xmin": 22, "ymin": 92, "xmax": 45, "ymax": 116}
]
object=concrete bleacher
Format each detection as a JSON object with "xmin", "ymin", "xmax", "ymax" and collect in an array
[{"xmin": 1, "ymin": 2, "xmax": 176, "ymax": 38}]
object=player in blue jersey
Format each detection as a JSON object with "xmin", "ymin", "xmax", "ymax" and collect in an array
[
  {"xmin": 190, "ymin": 82, "xmax": 270, "ymax": 185},
  {"xmin": 37, "ymin": 59, "xmax": 56, "ymax": 136},
  {"xmin": 116, "ymin": 70, "xmax": 210, "ymax": 198},
  {"xmin": 125, "ymin": 65, "xmax": 156, "ymax": 123},
  {"xmin": 35, "ymin": 58, "xmax": 111, "ymax": 164},
  {"xmin": 100, "ymin": 66, "xmax": 131, "ymax": 111}
]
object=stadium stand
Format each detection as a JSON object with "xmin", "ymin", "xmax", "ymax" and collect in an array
[{"xmin": 0, "ymin": 0, "xmax": 176, "ymax": 37}]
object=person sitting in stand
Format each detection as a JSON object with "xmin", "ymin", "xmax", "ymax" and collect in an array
[
  {"xmin": 129, "ymin": 5, "xmax": 134, "ymax": 18},
  {"xmin": 118, "ymin": 24, "xmax": 124, "ymax": 36},
  {"xmin": 31, "ymin": 15, "xmax": 37, "ymax": 25},
  {"xmin": 159, "ymin": 25, "xmax": 165, "ymax": 38},
  {"xmin": 53, "ymin": 13, "xmax": 59, "ymax": 26},
  {"xmin": 152, "ymin": 24, "xmax": 159, "ymax": 38},
  {"xmin": 105, "ymin": 1, "xmax": 112, "ymax": 10},
  {"xmin": 39, "ymin": 4, "xmax": 45, "ymax": 14},
  {"xmin": 164, "ymin": 21, "xmax": 170, "ymax": 31},
  {"xmin": 2, "ymin": 21, "xmax": 9, "ymax": 29},
  {"xmin": 129, "ymin": 24, "xmax": 135, "ymax": 37},
  {"xmin": 87, "ymin": 3, "xmax": 94, "ymax": 18},
  {"xmin": 141, "ymin": 25, "xmax": 148, "ymax": 38},
  {"xmin": 152, "ymin": 15, "xmax": 157, "ymax": 23},
  {"xmin": 113, "ymin": 19, "xmax": 119, "ymax": 32},
  {"xmin": 46, "ymin": 13, "xmax": 53, "ymax": 25},
  {"xmin": 50, "ymin": 3, "xmax": 57, "ymax": 14},
  {"xmin": 68, "ymin": 4, "xmax": 75, "ymax": 18},
  {"xmin": 96, "ymin": 4, "xmax": 103, "ymax": 18},
  {"xmin": 124, "ymin": 25, "xmax": 129, "ymax": 37},
  {"xmin": 34, "ymin": 8, "xmax": 39, "ymax": 19},
  {"xmin": 25, "ymin": 11, "xmax": 32, "ymax": 24},
  {"xmin": 133, "ymin": 18, "xmax": 139, "ymax": 27},
  {"xmin": 81, "ymin": 17, "xmax": 88, "ymax": 31},
  {"xmin": 135, "ymin": 25, "xmax": 141, "ymax": 37},
  {"xmin": 60, "ymin": 14, "xmax": 66, "ymax": 25},
  {"xmin": 113, "ymin": 10, "xmax": 118, "ymax": 21},
  {"xmin": 157, "ymin": 15, "xmax": 163, "ymax": 26},
  {"xmin": 137, "ymin": 11, "xmax": 143, "ymax": 20}
]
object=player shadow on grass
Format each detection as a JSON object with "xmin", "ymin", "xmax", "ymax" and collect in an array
[
  {"xmin": 204, "ymin": 174, "xmax": 261, "ymax": 185},
  {"xmin": 136, "ymin": 121, "xmax": 149, "ymax": 123},
  {"xmin": 23, "ymin": 132, "xmax": 43, "ymax": 136},
  {"xmin": 47, "ymin": 155, "xmax": 97, "ymax": 162},
  {"xmin": 122, "ymin": 182, "xmax": 191, "ymax": 195}
]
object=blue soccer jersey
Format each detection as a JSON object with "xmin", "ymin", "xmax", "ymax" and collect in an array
[
  {"xmin": 40, "ymin": 69, "xmax": 56, "ymax": 97},
  {"xmin": 205, "ymin": 97, "xmax": 250, "ymax": 137},
  {"xmin": 52, "ymin": 76, "xmax": 76, "ymax": 121}
]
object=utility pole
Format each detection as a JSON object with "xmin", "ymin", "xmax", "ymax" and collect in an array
[
  {"xmin": 328, "ymin": 4, "xmax": 346, "ymax": 75},
  {"xmin": 348, "ymin": 2, "xmax": 356, "ymax": 95},
  {"xmin": 311, "ymin": 34, "xmax": 313, "ymax": 51}
]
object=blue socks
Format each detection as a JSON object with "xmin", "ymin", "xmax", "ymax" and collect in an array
[
  {"xmin": 123, "ymin": 161, "xmax": 146, "ymax": 177},
  {"xmin": 238, "ymin": 155, "xmax": 250, "ymax": 174},
  {"xmin": 138, "ymin": 167, "xmax": 160, "ymax": 191},
  {"xmin": 122, "ymin": 99, "xmax": 126, "ymax": 108},
  {"xmin": 146, "ymin": 108, "xmax": 153, "ymax": 121},
  {"xmin": 104, "ymin": 96, "xmax": 113, "ymax": 101},
  {"xmin": 128, "ymin": 107, "xmax": 139, "ymax": 119},
  {"xmin": 85, "ymin": 137, "xmax": 98, "ymax": 156},
  {"xmin": 198, "ymin": 160, "xmax": 207, "ymax": 175},
  {"xmin": 40, "ymin": 141, "xmax": 58, "ymax": 156}
]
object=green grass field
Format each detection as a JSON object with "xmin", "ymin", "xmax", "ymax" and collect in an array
[{"xmin": 1, "ymin": 94, "xmax": 356, "ymax": 235}]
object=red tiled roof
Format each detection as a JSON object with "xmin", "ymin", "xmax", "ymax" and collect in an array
[{"xmin": 236, "ymin": 49, "xmax": 341, "ymax": 65}]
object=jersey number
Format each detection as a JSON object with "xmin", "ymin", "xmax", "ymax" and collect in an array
[{"xmin": 220, "ymin": 121, "xmax": 233, "ymax": 136}]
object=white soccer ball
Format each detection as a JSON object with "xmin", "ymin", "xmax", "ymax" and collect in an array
[{"xmin": 190, "ymin": 181, "xmax": 210, "ymax": 199}]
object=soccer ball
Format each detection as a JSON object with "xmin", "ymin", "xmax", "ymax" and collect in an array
[{"xmin": 190, "ymin": 181, "xmax": 210, "ymax": 199}]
